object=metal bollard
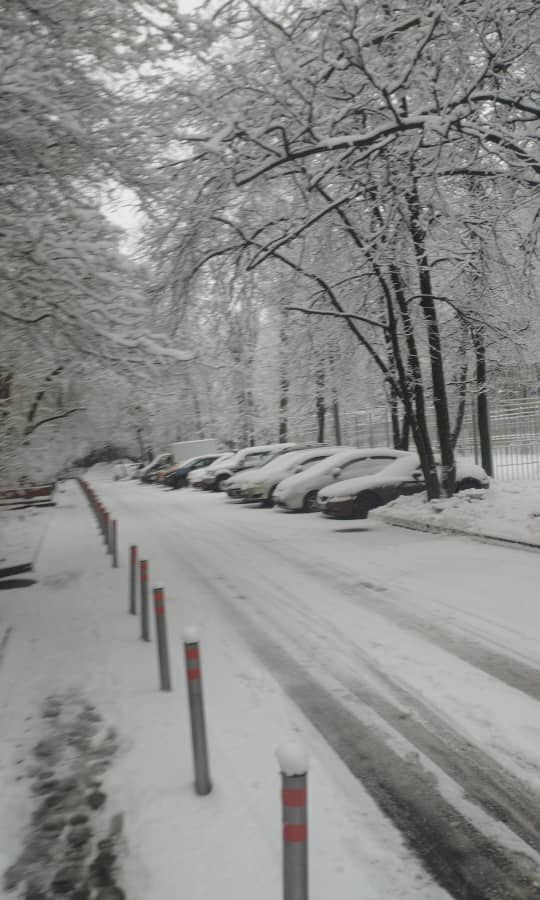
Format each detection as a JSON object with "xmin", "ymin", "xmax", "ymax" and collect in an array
[
  {"xmin": 129, "ymin": 545, "xmax": 138, "ymax": 614},
  {"xmin": 276, "ymin": 743, "xmax": 309, "ymax": 900},
  {"xmin": 111, "ymin": 519, "xmax": 118, "ymax": 568},
  {"xmin": 139, "ymin": 560, "xmax": 150, "ymax": 641},
  {"xmin": 103, "ymin": 511, "xmax": 110, "ymax": 547},
  {"xmin": 153, "ymin": 588, "xmax": 172, "ymax": 691},
  {"xmin": 183, "ymin": 628, "xmax": 212, "ymax": 795}
]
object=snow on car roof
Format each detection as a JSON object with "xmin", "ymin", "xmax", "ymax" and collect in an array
[
  {"xmin": 319, "ymin": 453, "xmax": 419, "ymax": 498},
  {"xmin": 291, "ymin": 446, "xmax": 407, "ymax": 477},
  {"xmin": 254, "ymin": 446, "xmax": 343, "ymax": 474}
]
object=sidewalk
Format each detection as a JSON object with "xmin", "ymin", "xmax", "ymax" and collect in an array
[
  {"xmin": 0, "ymin": 482, "xmax": 276, "ymax": 899},
  {"xmin": 0, "ymin": 480, "xmax": 449, "ymax": 900}
]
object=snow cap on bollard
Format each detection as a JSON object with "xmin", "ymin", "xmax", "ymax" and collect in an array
[
  {"xmin": 276, "ymin": 742, "xmax": 309, "ymax": 776},
  {"xmin": 182, "ymin": 625, "xmax": 200, "ymax": 644}
]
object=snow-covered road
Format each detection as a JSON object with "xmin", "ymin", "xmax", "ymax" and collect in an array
[{"xmin": 98, "ymin": 477, "xmax": 540, "ymax": 900}]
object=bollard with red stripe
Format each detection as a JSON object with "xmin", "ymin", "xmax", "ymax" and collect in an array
[
  {"xmin": 276, "ymin": 743, "xmax": 309, "ymax": 900},
  {"xmin": 183, "ymin": 627, "xmax": 212, "ymax": 795},
  {"xmin": 110, "ymin": 519, "xmax": 118, "ymax": 568},
  {"xmin": 139, "ymin": 560, "xmax": 150, "ymax": 641},
  {"xmin": 129, "ymin": 545, "xmax": 138, "ymax": 614},
  {"xmin": 98, "ymin": 504, "xmax": 106, "ymax": 537},
  {"xmin": 153, "ymin": 587, "xmax": 171, "ymax": 691}
]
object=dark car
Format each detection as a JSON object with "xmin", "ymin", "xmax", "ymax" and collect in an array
[
  {"xmin": 164, "ymin": 454, "xmax": 222, "ymax": 490},
  {"xmin": 139, "ymin": 453, "xmax": 173, "ymax": 483},
  {"xmin": 318, "ymin": 454, "xmax": 489, "ymax": 518}
]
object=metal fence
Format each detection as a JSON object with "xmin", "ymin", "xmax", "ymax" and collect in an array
[{"xmin": 340, "ymin": 397, "xmax": 540, "ymax": 481}]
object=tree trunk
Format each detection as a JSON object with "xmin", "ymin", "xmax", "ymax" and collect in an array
[
  {"xmin": 472, "ymin": 327, "xmax": 494, "ymax": 476},
  {"xmin": 135, "ymin": 425, "xmax": 145, "ymax": 460},
  {"xmin": 191, "ymin": 382, "xmax": 204, "ymax": 438},
  {"xmin": 399, "ymin": 411, "xmax": 411, "ymax": 450},
  {"xmin": 387, "ymin": 264, "xmax": 439, "ymax": 494},
  {"xmin": 451, "ymin": 330, "xmax": 469, "ymax": 449},
  {"xmin": 279, "ymin": 385, "xmax": 288, "ymax": 442},
  {"xmin": 316, "ymin": 366, "xmax": 325, "ymax": 443},
  {"xmin": 406, "ymin": 182, "xmax": 455, "ymax": 495},
  {"xmin": 332, "ymin": 394, "xmax": 341, "ymax": 444},
  {"xmin": 279, "ymin": 312, "xmax": 289, "ymax": 441}
]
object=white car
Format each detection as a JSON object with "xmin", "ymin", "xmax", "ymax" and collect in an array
[
  {"xmin": 317, "ymin": 453, "xmax": 489, "ymax": 518},
  {"xmin": 238, "ymin": 446, "xmax": 345, "ymax": 506},
  {"xmin": 187, "ymin": 453, "xmax": 234, "ymax": 488},
  {"xmin": 273, "ymin": 447, "xmax": 410, "ymax": 512},
  {"xmin": 223, "ymin": 444, "xmax": 308, "ymax": 498}
]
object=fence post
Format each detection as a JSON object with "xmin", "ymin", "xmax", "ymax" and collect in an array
[
  {"xmin": 276, "ymin": 743, "xmax": 309, "ymax": 900},
  {"xmin": 129, "ymin": 545, "xmax": 138, "ymax": 614},
  {"xmin": 139, "ymin": 560, "xmax": 150, "ymax": 641},
  {"xmin": 183, "ymin": 628, "xmax": 212, "ymax": 796},
  {"xmin": 153, "ymin": 588, "xmax": 171, "ymax": 691}
]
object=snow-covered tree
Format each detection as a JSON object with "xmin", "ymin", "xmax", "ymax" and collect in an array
[{"xmin": 143, "ymin": 0, "xmax": 538, "ymax": 495}]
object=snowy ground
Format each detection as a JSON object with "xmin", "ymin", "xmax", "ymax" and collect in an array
[
  {"xmin": 1, "ymin": 473, "xmax": 539, "ymax": 900},
  {"xmin": 375, "ymin": 479, "xmax": 540, "ymax": 547},
  {"xmin": 0, "ymin": 504, "xmax": 53, "ymax": 572}
]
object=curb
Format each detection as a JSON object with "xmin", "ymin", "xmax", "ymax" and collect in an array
[{"xmin": 380, "ymin": 515, "xmax": 540, "ymax": 551}]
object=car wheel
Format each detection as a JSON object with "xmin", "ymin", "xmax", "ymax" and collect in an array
[
  {"xmin": 215, "ymin": 473, "xmax": 229, "ymax": 492},
  {"xmin": 456, "ymin": 478, "xmax": 484, "ymax": 491},
  {"xmin": 302, "ymin": 490, "xmax": 319, "ymax": 513},
  {"xmin": 262, "ymin": 485, "xmax": 276, "ymax": 508},
  {"xmin": 352, "ymin": 491, "xmax": 380, "ymax": 519}
]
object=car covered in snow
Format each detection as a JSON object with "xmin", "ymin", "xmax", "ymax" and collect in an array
[
  {"xmin": 139, "ymin": 453, "xmax": 173, "ymax": 483},
  {"xmin": 237, "ymin": 446, "xmax": 345, "ymax": 506},
  {"xmin": 224, "ymin": 444, "xmax": 318, "ymax": 499},
  {"xmin": 210, "ymin": 443, "xmax": 300, "ymax": 494},
  {"xmin": 187, "ymin": 453, "xmax": 235, "ymax": 488},
  {"xmin": 317, "ymin": 453, "xmax": 489, "ymax": 519},
  {"xmin": 273, "ymin": 447, "xmax": 408, "ymax": 512},
  {"xmin": 163, "ymin": 454, "xmax": 224, "ymax": 490}
]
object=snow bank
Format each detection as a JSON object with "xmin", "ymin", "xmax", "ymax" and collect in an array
[
  {"xmin": 0, "ymin": 504, "xmax": 53, "ymax": 569},
  {"xmin": 373, "ymin": 480, "xmax": 540, "ymax": 546}
]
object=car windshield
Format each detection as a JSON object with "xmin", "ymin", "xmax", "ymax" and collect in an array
[
  {"xmin": 236, "ymin": 451, "xmax": 272, "ymax": 469},
  {"xmin": 295, "ymin": 449, "xmax": 366, "ymax": 477},
  {"xmin": 206, "ymin": 453, "xmax": 233, "ymax": 471},
  {"xmin": 255, "ymin": 451, "xmax": 305, "ymax": 473},
  {"xmin": 376, "ymin": 454, "xmax": 420, "ymax": 478}
]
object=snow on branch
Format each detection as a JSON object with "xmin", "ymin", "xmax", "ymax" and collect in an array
[
  {"xmin": 23, "ymin": 407, "xmax": 86, "ymax": 439},
  {"xmin": 287, "ymin": 306, "xmax": 388, "ymax": 331}
]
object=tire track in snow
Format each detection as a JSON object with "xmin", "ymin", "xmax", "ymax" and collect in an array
[
  {"xmin": 190, "ymin": 532, "xmax": 540, "ymax": 854},
  {"xmin": 0, "ymin": 625, "xmax": 13, "ymax": 668},
  {"xmin": 207, "ymin": 509, "xmax": 540, "ymax": 701}
]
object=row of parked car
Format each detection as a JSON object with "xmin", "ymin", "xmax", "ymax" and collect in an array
[{"xmin": 138, "ymin": 442, "xmax": 489, "ymax": 519}]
